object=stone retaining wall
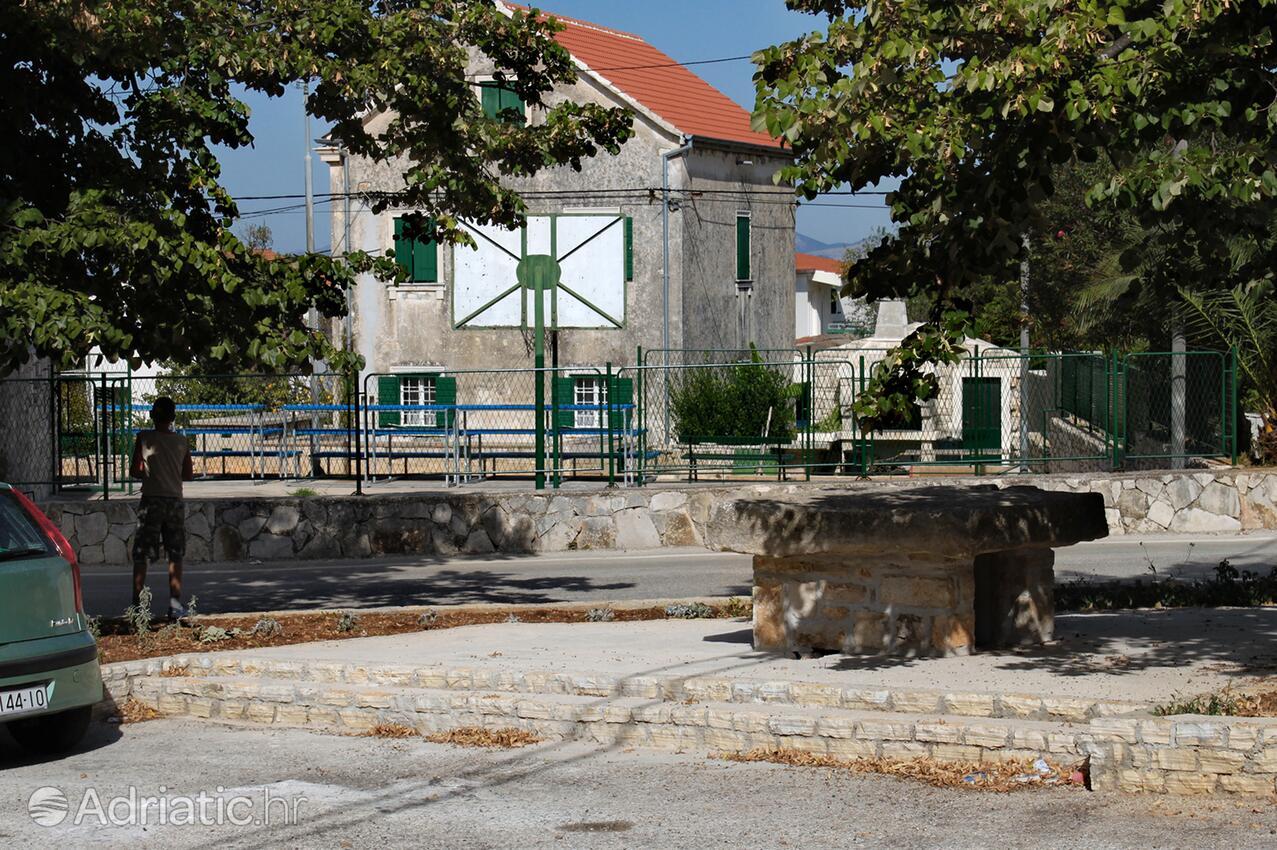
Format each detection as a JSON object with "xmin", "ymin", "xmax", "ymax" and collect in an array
[
  {"xmin": 101, "ymin": 656, "xmax": 1277, "ymax": 797},
  {"xmin": 46, "ymin": 469, "xmax": 1277, "ymax": 565}
]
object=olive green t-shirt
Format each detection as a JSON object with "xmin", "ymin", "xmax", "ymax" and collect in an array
[{"xmin": 135, "ymin": 430, "xmax": 190, "ymax": 499}]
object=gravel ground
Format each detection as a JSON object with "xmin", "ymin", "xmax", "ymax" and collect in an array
[{"xmin": 1, "ymin": 719, "xmax": 1276, "ymax": 849}]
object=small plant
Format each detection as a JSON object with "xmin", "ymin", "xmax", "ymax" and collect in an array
[
  {"xmin": 185, "ymin": 595, "xmax": 200, "ymax": 619},
  {"xmin": 86, "ymin": 614, "xmax": 102, "ymax": 641},
  {"xmin": 123, "ymin": 587, "xmax": 154, "ymax": 646},
  {"xmin": 1153, "ymin": 687, "xmax": 1276, "ymax": 717},
  {"xmin": 665, "ymin": 602, "xmax": 715, "ymax": 619},
  {"xmin": 504, "ymin": 613, "xmax": 522, "ymax": 624},
  {"xmin": 586, "ymin": 608, "xmax": 615, "ymax": 622},
  {"xmin": 289, "ymin": 487, "xmax": 320, "ymax": 498},
  {"xmin": 250, "ymin": 617, "xmax": 283, "ymax": 638},
  {"xmin": 721, "ymin": 597, "xmax": 752, "ymax": 619},
  {"xmin": 417, "ymin": 611, "xmax": 438, "ymax": 628},
  {"xmin": 336, "ymin": 611, "xmax": 360, "ymax": 633},
  {"xmin": 197, "ymin": 625, "xmax": 233, "ymax": 644}
]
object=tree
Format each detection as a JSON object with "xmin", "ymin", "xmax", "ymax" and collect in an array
[
  {"xmin": 754, "ymin": 1, "xmax": 1277, "ymax": 431},
  {"xmin": 1, "ymin": 1, "xmax": 633, "ymax": 376},
  {"xmin": 242, "ymin": 224, "xmax": 274, "ymax": 253}
]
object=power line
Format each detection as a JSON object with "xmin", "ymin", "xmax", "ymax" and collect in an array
[{"xmin": 231, "ymin": 187, "xmax": 892, "ymax": 201}]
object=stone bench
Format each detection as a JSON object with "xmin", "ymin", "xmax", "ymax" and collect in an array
[{"xmin": 704, "ymin": 485, "xmax": 1108, "ymax": 657}]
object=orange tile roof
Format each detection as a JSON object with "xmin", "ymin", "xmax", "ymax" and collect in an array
[
  {"xmin": 796, "ymin": 252, "xmax": 844, "ymax": 275},
  {"xmin": 507, "ymin": 4, "xmax": 780, "ymax": 149}
]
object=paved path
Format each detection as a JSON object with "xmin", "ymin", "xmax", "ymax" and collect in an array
[
  {"xmin": 80, "ymin": 533, "xmax": 1277, "ymax": 617},
  {"xmin": 2, "ymin": 720, "xmax": 1275, "ymax": 849},
  {"xmin": 224, "ymin": 608, "xmax": 1277, "ymax": 703}
]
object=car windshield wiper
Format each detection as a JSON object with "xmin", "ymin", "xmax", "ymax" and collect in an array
[{"xmin": 0, "ymin": 546, "xmax": 50, "ymax": 562}]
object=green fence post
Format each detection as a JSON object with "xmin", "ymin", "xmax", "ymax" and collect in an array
[
  {"xmin": 1228, "ymin": 346, "xmax": 1238, "ymax": 465},
  {"xmin": 636, "ymin": 346, "xmax": 645, "ymax": 486},
  {"xmin": 805, "ymin": 345, "xmax": 813, "ymax": 481},
  {"xmin": 1110, "ymin": 351, "xmax": 1120, "ymax": 471},
  {"xmin": 606, "ymin": 362, "xmax": 615, "ymax": 487},
  {"xmin": 858, "ymin": 354, "xmax": 868, "ymax": 478},
  {"xmin": 99, "ymin": 371, "xmax": 109, "ymax": 501}
]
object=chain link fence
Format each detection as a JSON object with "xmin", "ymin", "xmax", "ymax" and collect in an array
[{"xmin": 0, "ymin": 347, "xmax": 1238, "ymax": 493}]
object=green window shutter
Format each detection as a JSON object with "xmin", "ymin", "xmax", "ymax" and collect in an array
[
  {"xmin": 735, "ymin": 213, "xmax": 751, "ymax": 281},
  {"xmin": 609, "ymin": 378, "xmax": 633, "ymax": 431},
  {"xmin": 434, "ymin": 376, "xmax": 456, "ymax": 428},
  {"xmin": 480, "ymin": 82, "xmax": 503, "ymax": 119},
  {"xmin": 393, "ymin": 217, "xmax": 411, "ymax": 277},
  {"xmin": 481, "ymin": 81, "xmax": 525, "ymax": 124},
  {"xmin": 624, "ymin": 216, "xmax": 634, "ymax": 281},
  {"xmin": 412, "ymin": 218, "xmax": 438, "ymax": 283},
  {"xmin": 377, "ymin": 376, "xmax": 401, "ymax": 427},
  {"xmin": 553, "ymin": 377, "xmax": 576, "ymax": 431}
]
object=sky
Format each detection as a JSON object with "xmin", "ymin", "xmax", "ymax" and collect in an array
[{"xmin": 217, "ymin": 0, "xmax": 893, "ymax": 255}]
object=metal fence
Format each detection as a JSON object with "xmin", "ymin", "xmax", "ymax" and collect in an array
[{"xmin": 0, "ymin": 347, "xmax": 1238, "ymax": 493}]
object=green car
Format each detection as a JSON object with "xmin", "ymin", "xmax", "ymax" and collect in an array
[{"xmin": 0, "ymin": 483, "xmax": 102, "ymax": 755}]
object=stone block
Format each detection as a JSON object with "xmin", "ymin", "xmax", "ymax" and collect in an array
[
  {"xmin": 1166, "ymin": 477, "xmax": 1203, "ymax": 511},
  {"xmin": 1117, "ymin": 769, "xmax": 1167, "ymax": 793},
  {"xmin": 649, "ymin": 491, "xmax": 688, "ymax": 512},
  {"xmin": 1174, "ymin": 721, "xmax": 1227, "ymax": 747},
  {"xmin": 788, "ymin": 682, "xmax": 842, "ymax": 707},
  {"xmin": 1197, "ymin": 482, "xmax": 1241, "ymax": 517},
  {"xmin": 1155, "ymin": 749, "xmax": 1200, "ymax": 771},
  {"xmin": 1197, "ymin": 748, "xmax": 1246, "ymax": 774},
  {"xmin": 914, "ymin": 721, "xmax": 963, "ymax": 744},
  {"xmin": 879, "ymin": 576, "xmax": 955, "ymax": 609},
  {"xmin": 1090, "ymin": 718, "xmax": 1140, "ymax": 743},
  {"xmin": 998, "ymin": 694, "xmax": 1043, "ymax": 718},
  {"xmin": 931, "ymin": 743, "xmax": 983, "ymax": 763},
  {"xmin": 858, "ymin": 718, "xmax": 914, "ymax": 741},
  {"xmin": 842, "ymin": 688, "xmax": 891, "ymax": 711},
  {"xmin": 1163, "ymin": 773, "xmax": 1219, "ymax": 795},
  {"xmin": 1042, "ymin": 697, "xmax": 1092, "ymax": 722},
  {"xmin": 944, "ymin": 693, "xmax": 996, "ymax": 717},
  {"xmin": 962, "ymin": 723, "xmax": 1010, "ymax": 749},
  {"xmin": 890, "ymin": 691, "xmax": 943, "ymax": 714},
  {"xmin": 1169, "ymin": 508, "xmax": 1242, "ymax": 534},
  {"xmin": 1219, "ymin": 774, "xmax": 1277, "ymax": 795},
  {"xmin": 751, "ymin": 582, "xmax": 786, "ymax": 651},
  {"xmin": 879, "ymin": 741, "xmax": 930, "ymax": 760}
]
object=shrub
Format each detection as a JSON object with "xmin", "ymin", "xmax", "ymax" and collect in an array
[
  {"xmin": 670, "ymin": 346, "xmax": 800, "ymax": 442},
  {"xmin": 665, "ymin": 602, "xmax": 715, "ymax": 619}
]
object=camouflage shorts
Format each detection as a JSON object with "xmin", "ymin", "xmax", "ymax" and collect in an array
[{"xmin": 132, "ymin": 496, "xmax": 186, "ymax": 562}]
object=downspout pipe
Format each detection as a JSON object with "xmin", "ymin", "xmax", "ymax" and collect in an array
[{"xmin": 661, "ymin": 136, "xmax": 693, "ymax": 362}]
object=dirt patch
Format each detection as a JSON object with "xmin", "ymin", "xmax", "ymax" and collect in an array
[
  {"xmin": 424, "ymin": 727, "xmax": 542, "ymax": 748},
  {"xmin": 96, "ymin": 603, "xmax": 741, "ymax": 665},
  {"xmin": 718, "ymin": 748, "xmax": 1087, "ymax": 793}
]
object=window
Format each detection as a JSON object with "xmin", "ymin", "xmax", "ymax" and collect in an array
[
  {"xmin": 376, "ymin": 374, "xmax": 456, "ymax": 428},
  {"xmin": 830, "ymin": 288, "xmax": 842, "ymax": 316},
  {"xmin": 553, "ymin": 375, "xmax": 633, "ymax": 432},
  {"xmin": 573, "ymin": 376, "xmax": 607, "ymax": 430},
  {"xmin": 400, "ymin": 376, "xmax": 436, "ymax": 427},
  {"xmin": 393, "ymin": 216, "xmax": 438, "ymax": 283},
  {"xmin": 735, "ymin": 212, "xmax": 751, "ymax": 281},
  {"xmin": 479, "ymin": 80, "xmax": 526, "ymax": 125}
]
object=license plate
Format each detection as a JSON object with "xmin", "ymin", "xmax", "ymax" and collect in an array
[{"xmin": 0, "ymin": 683, "xmax": 51, "ymax": 717}]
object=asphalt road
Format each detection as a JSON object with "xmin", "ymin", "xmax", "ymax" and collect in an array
[
  {"xmin": 2, "ymin": 719, "xmax": 1275, "ymax": 849},
  {"xmin": 79, "ymin": 533, "xmax": 1277, "ymax": 617}
]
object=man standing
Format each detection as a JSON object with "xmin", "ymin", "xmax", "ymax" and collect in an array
[{"xmin": 130, "ymin": 396, "xmax": 194, "ymax": 620}]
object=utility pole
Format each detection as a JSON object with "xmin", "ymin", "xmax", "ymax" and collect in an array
[{"xmin": 303, "ymin": 79, "xmax": 322, "ymax": 476}]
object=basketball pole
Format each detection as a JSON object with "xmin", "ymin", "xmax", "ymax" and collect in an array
[{"xmin": 534, "ymin": 269, "xmax": 546, "ymax": 490}]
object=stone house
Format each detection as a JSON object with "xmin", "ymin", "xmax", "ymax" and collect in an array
[{"xmin": 320, "ymin": 3, "xmax": 794, "ymax": 415}]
